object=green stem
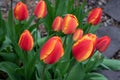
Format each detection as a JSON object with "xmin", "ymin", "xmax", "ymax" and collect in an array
[
  {"xmin": 65, "ymin": 58, "xmax": 76, "ymax": 80},
  {"xmin": 85, "ymin": 50, "xmax": 98, "ymax": 72},
  {"xmin": 24, "ymin": 51, "xmax": 28, "ymax": 80},
  {"xmin": 63, "ymin": 35, "xmax": 67, "ymax": 48},
  {"xmin": 35, "ymin": 19, "xmax": 40, "ymax": 51},
  {"xmin": 41, "ymin": 64, "xmax": 47, "ymax": 80}
]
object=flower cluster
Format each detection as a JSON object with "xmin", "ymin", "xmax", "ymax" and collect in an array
[{"xmin": 0, "ymin": 0, "xmax": 114, "ymax": 80}]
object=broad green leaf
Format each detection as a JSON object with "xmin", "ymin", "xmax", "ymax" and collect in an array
[
  {"xmin": 86, "ymin": 73, "xmax": 108, "ymax": 80},
  {"xmin": 7, "ymin": 10, "xmax": 15, "ymax": 41},
  {"xmin": 56, "ymin": 60, "xmax": 70, "ymax": 76},
  {"xmin": 66, "ymin": 62, "xmax": 85, "ymax": 80},
  {"xmin": 0, "ymin": 62, "xmax": 21, "ymax": 80},
  {"xmin": 102, "ymin": 58, "xmax": 120, "ymax": 70},
  {"xmin": 63, "ymin": 35, "xmax": 73, "ymax": 60},
  {"xmin": 89, "ymin": 25, "xmax": 100, "ymax": 34},
  {"xmin": 85, "ymin": 51, "xmax": 104, "ymax": 72},
  {"xmin": 0, "ymin": 52, "xmax": 17, "ymax": 62}
]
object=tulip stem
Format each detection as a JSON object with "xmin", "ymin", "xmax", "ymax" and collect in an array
[
  {"xmin": 63, "ymin": 36, "xmax": 67, "ymax": 48},
  {"xmin": 65, "ymin": 58, "xmax": 76, "ymax": 80},
  {"xmin": 41, "ymin": 63, "xmax": 46, "ymax": 80}
]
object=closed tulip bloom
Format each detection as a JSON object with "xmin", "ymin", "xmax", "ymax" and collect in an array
[
  {"xmin": 14, "ymin": 1, "xmax": 28, "ymax": 21},
  {"xmin": 40, "ymin": 36, "xmax": 64, "ymax": 64},
  {"xmin": 96, "ymin": 36, "xmax": 111, "ymax": 53},
  {"xmin": 18, "ymin": 30, "xmax": 34, "ymax": 51},
  {"xmin": 34, "ymin": 0, "xmax": 47, "ymax": 18},
  {"xmin": 87, "ymin": 8, "xmax": 102, "ymax": 25},
  {"xmin": 73, "ymin": 28, "xmax": 83, "ymax": 41},
  {"xmin": 52, "ymin": 16, "xmax": 63, "ymax": 31},
  {"xmin": 62, "ymin": 14, "xmax": 79, "ymax": 34},
  {"xmin": 72, "ymin": 33, "xmax": 97, "ymax": 62}
]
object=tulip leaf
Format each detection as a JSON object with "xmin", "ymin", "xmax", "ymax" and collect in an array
[
  {"xmin": 63, "ymin": 35, "xmax": 73, "ymax": 60},
  {"xmin": 85, "ymin": 51, "xmax": 104, "ymax": 72},
  {"xmin": 0, "ymin": 52, "xmax": 17, "ymax": 62},
  {"xmin": 0, "ymin": 62, "xmax": 21, "ymax": 80},
  {"xmin": 7, "ymin": 10, "xmax": 15, "ymax": 41},
  {"xmin": 85, "ymin": 73, "xmax": 108, "ymax": 80},
  {"xmin": 66, "ymin": 62, "xmax": 85, "ymax": 80},
  {"xmin": 102, "ymin": 58, "xmax": 120, "ymax": 70},
  {"xmin": 23, "ymin": 15, "xmax": 35, "ymax": 29},
  {"xmin": 89, "ymin": 24, "xmax": 100, "ymax": 34},
  {"xmin": 0, "ymin": 10, "xmax": 6, "ymax": 44},
  {"xmin": 25, "ymin": 51, "xmax": 37, "ymax": 80}
]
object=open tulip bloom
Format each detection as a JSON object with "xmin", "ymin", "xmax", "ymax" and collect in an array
[{"xmin": 0, "ymin": 0, "xmax": 119, "ymax": 80}]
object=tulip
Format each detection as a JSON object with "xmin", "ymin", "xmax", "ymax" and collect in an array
[
  {"xmin": 18, "ymin": 30, "xmax": 34, "ymax": 51},
  {"xmin": 96, "ymin": 36, "xmax": 111, "ymax": 53},
  {"xmin": 52, "ymin": 16, "xmax": 63, "ymax": 31},
  {"xmin": 62, "ymin": 14, "xmax": 79, "ymax": 34},
  {"xmin": 34, "ymin": 0, "xmax": 47, "ymax": 18},
  {"xmin": 14, "ymin": 1, "xmax": 28, "ymax": 21},
  {"xmin": 72, "ymin": 33, "xmax": 97, "ymax": 62},
  {"xmin": 87, "ymin": 8, "xmax": 102, "ymax": 25},
  {"xmin": 73, "ymin": 28, "xmax": 83, "ymax": 41},
  {"xmin": 40, "ymin": 36, "xmax": 64, "ymax": 64}
]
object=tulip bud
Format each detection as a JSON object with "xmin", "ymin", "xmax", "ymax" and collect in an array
[
  {"xmin": 62, "ymin": 14, "xmax": 79, "ymax": 34},
  {"xmin": 14, "ymin": 1, "xmax": 28, "ymax": 21},
  {"xmin": 40, "ymin": 36, "xmax": 64, "ymax": 64},
  {"xmin": 72, "ymin": 33, "xmax": 97, "ymax": 62},
  {"xmin": 52, "ymin": 16, "xmax": 63, "ymax": 31},
  {"xmin": 34, "ymin": 0, "xmax": 47, "ymax": 18},
  {"xmin": 96, "ymin": 36, "xmax": 111, "ymax": 53},
  {"xmin": 87, "ymin": 8, "xmax": 102, "ymax": 25},
  {"xmin": 18, "ymin": 30, "xmax": 34, "ymax": 51},
  {"xmin": 73, "ymin": 28, "xmax": 83, "ymax": 41}
]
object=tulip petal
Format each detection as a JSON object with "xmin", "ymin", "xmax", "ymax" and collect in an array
[
  {"xmin": 43, "ymin": 41, "xmax": 64, "ymax": 64},
  {"xmin": 72, "ymin": 39, "xmax": 93, "ymax": 62},
  {"xmin": 18, "ymin": 30, "xmax": 34, "ymax": 51}
]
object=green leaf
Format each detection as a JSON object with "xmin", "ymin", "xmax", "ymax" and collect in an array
[
  {"xmin": 0, "ymin": 52, "xmax": 17, "ymax": 62},
  {"xmin": 55, "ymin": 0, "xmax": 68, "ymax": 16},
  {"xmin": 0, "ymin": 62, "xmax": 21, "ymax": 80},
  {"xmin": 66, "ymin": 63, "xmax": 85, "ymax": 80},
  {"xmin": 102, "ymin": 58, "xmax": 120, "ymax": 70},
  {"xmin": 63, "ymin": 35, "xmax": 73, "ymax": 60},
  {"xmin": 7, "ymin": 10, "xmax": 15, "ymax": 41},
  {"xmin": 56, "ymin": 60, "xmax": 70, "ymax": 76},
  {"xmin": 86, "ymin": 73, "xmax": 108, "ymax": 80},
  {"xmin": 85, "ymin": 51, "xmax": 104, "ymax": 72},
  {"xmin": 89, "ymin": 25, "xmax": 100, "ymax": 34}
]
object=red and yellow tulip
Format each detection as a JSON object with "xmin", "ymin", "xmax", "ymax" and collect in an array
[
  {"xmin": 72, "ymin": 33, "xmax": 97, "ymax": 62},
  {"xmin": 18, "ymin": 30, "xmax": 34, "ymax": 51},
  {"xmin": 40, "ymin": 36, "xmax": 64, "ymax": 64},
  {"xmin": 52, "ymin": 16, "xmax": 63, "ymax": 31},
  {"xmin": 73, "ymin": 28, "xmax": 83, "ymax": 41},
  {"xmin": 34, "ymin": 0, "xmax": 47, "ymax": 18},
  {"xmin": 14, "ymin": 1, "xmax": 28, "ymax": 21},
  {"xmin": 62, "ymin": 14, "xmax": 79, "ymax": 34},
  {"xmin": 96, "ymin": 36, "xmax": 111, "ymax": 52},
  {"xmin": 87, "ymin": 8, "xmax": 102, "ymax": 25}
]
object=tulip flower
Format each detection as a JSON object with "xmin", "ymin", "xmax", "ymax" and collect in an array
[
  {"xmin": 34, "ymin": 0, "xmax": 47, "ymax": 18},
  {"xmin": 40, "ymin": 36, "xmax": 64, "ymax": 64},
  {"xmin": 96, "ymin": 36, "xmax": 111, "ymax": 53},
  {"xmin": 87, "ymin": 8, "xmax": 102, "ymax": 25},
  {"xmin": 73, "ymin": 28, "xmax": 83, "ymax": 41},
  {"xmin": 14, "ymin": 1, "xmax": 28, "ymax": 21},
  {"xmin": 18, "ymin": 30, "xmax": 34, "ymax": 51},
  {"xmin": 62, "ymin": 14, "xmax": 79, "ymax": 34},
  {"xmin": 52, "ymin": 16, "xmax": 63, "ymax": 31},
  {"xmin": 72, "ymin": 33, "xmax": 97, "ymax": 62}
]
